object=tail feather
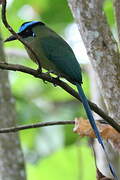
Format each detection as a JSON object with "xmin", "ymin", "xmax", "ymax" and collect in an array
[
  {"xmin": 76, "ymin": 83, "xmax": 103, "ymax": 146},
  {"xmin": 75, "ymin": 83, "xmax": 118, "ymax": 180}
]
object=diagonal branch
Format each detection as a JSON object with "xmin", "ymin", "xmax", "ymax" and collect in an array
[
  {"xmin": 1, "ymin": 0, "xmax": 42, "ymax": 70},
  {"xmin": 1, "ymin": 0, "xmax": 120, "ymax": 132},
  {"xmin": 0, "ymin": 62, "xmax": 120, "ymax": 133}
]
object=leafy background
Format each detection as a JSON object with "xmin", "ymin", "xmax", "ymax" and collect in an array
[{"xmin": 1, "ymin": 0, "xmax": 115, "ymax": 179}]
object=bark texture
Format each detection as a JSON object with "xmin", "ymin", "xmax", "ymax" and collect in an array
[
  {"xmin": 68, "ymin": 0, "xmax": 120, "ymax": 121},
  {"xmin": 0, "ymin": 34, "xmax": 26, "ymax": 179},
  {"xmin": 114, "ymin": 0, "xmax": 120, "ymax": 43},
  {"xmin": 67, "ymin": 0, "xmax": 120, "ymax": 178},
  {"xmin": 88, "ymin": 65, "xmax": 119, "ymax": 180}
]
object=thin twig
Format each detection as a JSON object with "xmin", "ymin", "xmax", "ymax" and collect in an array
[
  {"xmin": 1, "ymin": 0, "xmax": 42, "ymax": 70},
  {"xmin": 0, "ymin": 62, "xmax": 120, "ymax": 133},
  {"xmin": 0, "ymin": 120, "xmax": 75, "ymax": 133}
]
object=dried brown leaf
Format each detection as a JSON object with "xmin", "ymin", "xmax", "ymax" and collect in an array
[{"xmin": 74, "ymin": 118, "xmax": 120, "ymax": 151}]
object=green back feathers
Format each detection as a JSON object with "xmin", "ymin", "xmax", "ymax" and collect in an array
[{"xmin": 40, "ymin": 34, "xmax": 82, "ymax": 84}]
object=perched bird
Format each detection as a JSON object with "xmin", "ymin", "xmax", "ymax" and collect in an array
[{"xmin": 5, "ymin": 21, "xmax": 117, "ymax": 179}]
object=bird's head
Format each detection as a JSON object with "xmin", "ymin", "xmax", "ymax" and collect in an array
[{"xmin": 4, "ymin": 21, "xmax": 45, "ymax": 42}]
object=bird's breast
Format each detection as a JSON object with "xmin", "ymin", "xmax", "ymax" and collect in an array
[{"xmin": 25, "ymin": 40, "xmax": 62, "ymax": 77}]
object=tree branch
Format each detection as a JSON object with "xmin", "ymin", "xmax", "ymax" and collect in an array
[
  {"xmin": 0, "ymin": 62, "xmax": 120, "ymax": 133},
  {"xmin": 0, "ymin": 120, "xmax": 75, "ymax": 133},
  {"xmin": 1, "ymin": 0, "xmax": 120, "ymax": 133},
  {"xmin": 1, "ymin": 0, "xmax": 42, "ymax": 70}
]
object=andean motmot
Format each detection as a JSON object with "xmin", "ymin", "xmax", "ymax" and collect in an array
[{"xmin": 4, "ymin": 21, "xmax": 117, "ymax": 179}]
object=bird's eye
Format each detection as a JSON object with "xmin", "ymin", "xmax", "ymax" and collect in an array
[
  {"xmin": 26, "ymin": 29, "xmax": 30, "ymax": 33},
  {"xmin": 22, "ymin": 28, "xmax": 35, "ymax": 38},
  {"xmin": 25, "ymin": 29, "xmax": 30, "ymax": 34},
  {"xmin": 33, "ymin": 32, "xmax": 36, "ymax": 37}
]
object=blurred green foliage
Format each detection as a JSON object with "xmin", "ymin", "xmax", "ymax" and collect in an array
[
  {"xmin": 1, "ymin": 0, "xmax": 116, "ymax": 179},
  {"xmin": 27, "ymin": 144, "xmax": 96, "ymax": 180},
  {"xmin": 104, "ymin": 0, "xmax": 115, "ymax": 27}
]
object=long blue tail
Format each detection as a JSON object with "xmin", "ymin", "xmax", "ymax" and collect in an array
[{"xmin": 76, "ymin": 83, "xmax": 118, "ymax": 180}]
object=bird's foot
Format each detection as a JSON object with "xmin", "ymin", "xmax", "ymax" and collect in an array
[
  {"xmin": 42, "ymin": 79, "xmax": 47, "ymax": 84},
  {"xmin": 56, "ymin": 75, "xmax": 60, "ymax": 80},
  {"xmin": 36, "ymin": 66, "xmax": 42, "ymax": 74},
  {"xmin": 42, "ymin": 70, "xmax": 54, "ymax": 84},
  {"xmin": 45, "ymin": 70, "xmax": 54, "ymax": 76},
  {"xmin": 53, "ymin": 75, "xmax": 60, "ymax": 87}
]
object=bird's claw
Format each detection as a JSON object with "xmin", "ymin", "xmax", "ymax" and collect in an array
[
  {"xmin": 45, "ymin": 70, "xmax": 54, "ymax": 76},
  {"xmin": 42, "ymin": 70, "xmax": 53, "ymax": 84},
  {"xmin": 37, "ymin": 66, "xmax": 42, "ymax": 74},
  {"xmin": 53, "ymin": 75, "xmax": 60, "ymax": 87},
  {"xmin": 56, "ymin": 75, "xmax": 60, "ymax": 80},
  {"xmin": 42, "ymin": 79, "xmax": 47, "ymax": 84}
]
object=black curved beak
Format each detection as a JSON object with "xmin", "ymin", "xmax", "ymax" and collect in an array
[{"xmin": 4, "ymin": 35, "xmax": 17, "ymax": 42}]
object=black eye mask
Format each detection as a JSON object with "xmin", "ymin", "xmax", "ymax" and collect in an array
[{"xmin": 19, "ymin": 29, "xmax": 35, "ymax": 38}]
